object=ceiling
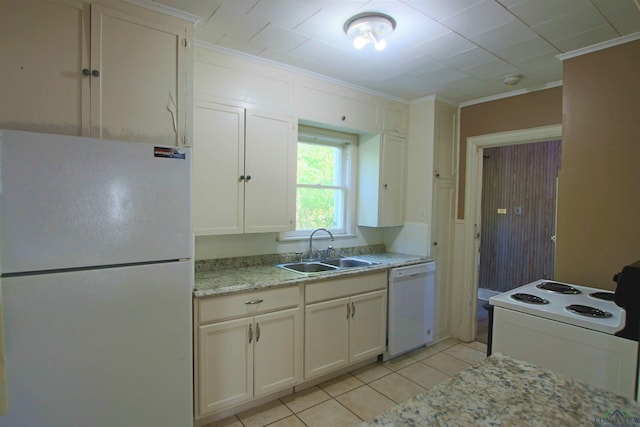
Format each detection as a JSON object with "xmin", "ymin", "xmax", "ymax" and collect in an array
[{"xmin": 149, "ymin": 0, "xmax": 640, "ymax": 104}]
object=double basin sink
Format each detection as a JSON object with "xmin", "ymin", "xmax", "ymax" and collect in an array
[{"xmin": 277, "ymin": 257, "xmax": 380, "ymax": 274}]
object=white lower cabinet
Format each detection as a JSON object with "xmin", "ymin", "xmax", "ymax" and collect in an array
[
  {"xmin": 304, "ymin": 272, "xmax": 387, "ymax": 379},
  {"xmin": 195, "ymin": 286, "xmax": 302, "ymax": 418}
]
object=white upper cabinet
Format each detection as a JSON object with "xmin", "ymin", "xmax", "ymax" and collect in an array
[
  {"xmin": 383, "ymin": 100, "xmax": 409, "ymax": 135},
  {"xmin": 0, "ymin": 0, "xmax": 87, "ymax": 135},
  {"xmin": 433, "ymin": 102, "xmax": 457, "ymax": 181},
  {"xmin": 193, "ymin": 100, "xmax": 296, "ymax": 235},
  {"xmin": 0, "ymin": 0, "xmax": 193, "ymax": 145},
  {"xmin": 90, "ymin": 4, "xmax": 192, "ymax": 145},
  {"xmin": 358, "ymin": 134, "xmax": 407, "ymax": 227},
  {"xmin": 296, "ymin": 78, "xmax": 382, "ymax": 133}
]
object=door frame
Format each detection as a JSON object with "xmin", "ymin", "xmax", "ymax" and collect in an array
[{"xmin": 459, "ymin": 124, "xmax": 562, "ymax": 341}]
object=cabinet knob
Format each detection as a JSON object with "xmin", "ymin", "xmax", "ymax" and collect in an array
[
  {"xmin": 383, "ymin": 183, "xmax": 388, "ymax": 189},
  {"xmin": 346, "ymin": 303, "xmax": 350, "ymax": 319},
  {"xmin": 341, "ymin": 115, "xmax": 346, "ymax": 121},
  {"xmin": 256, "ymin": 323, "xmax": 261, "ymax": 342},
  {"xmin": 239, "ymin": 175, "xmax": 245, "ymax": 181},
  {"xmin": 435, "ymin": 173, "xmax": 440, "ymax": 178},
  {"xmin": 91, "ymin": 69, "xmax": 100, "ymax": 77},
  {"xmin": 351, "ymin": 302, "xmax": 355, "ymax": 318},
  {"xmin": 248, "ymin": 324, "xmax": 253, "ymax": 343},
  {"xmin": 433, "ymin": 242, "xmax": 438, "ymax": 246},
  {"xmin": 245, "ymin": 175, "xmax": 251, "ymax": 181},
  {"xmin": 82, "ymin": 68, "xmax": 91, "ymax": 76}
]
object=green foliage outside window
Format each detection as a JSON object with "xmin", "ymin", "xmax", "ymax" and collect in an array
[{"xmin": 296, "ymin": 142, "xmax": 342, "ymax": 230}]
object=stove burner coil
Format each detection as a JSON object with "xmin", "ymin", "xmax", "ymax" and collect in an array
[
  {"xmin": 510, "ymin": 293, "xmax": 549, "ymax": 304},
  {"xmin": 589, "ymin": 291, "xmax": 615, "ymax": 301},
  {"xmin": 566, "ymin": 304, "xmax": 613, "ymax": 318},
  {"xmin": 536, "ymin": 281, "xmax": 581, "ymax": 294}
]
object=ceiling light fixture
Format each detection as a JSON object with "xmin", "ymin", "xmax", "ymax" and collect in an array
[
  {"xmin": 344, "ymin": 13, "xmax": 396, "ymax": 51},
  {"xmin": 502, "ymin": 74, "xmax": 522, "ymax": 88}
]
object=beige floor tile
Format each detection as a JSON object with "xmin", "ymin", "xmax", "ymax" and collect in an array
[
  {"xmin": 201, "ymin": 415, "xmax": 242, "ymax": 427},
  {"xmin": 318, "ymin": 374, "xmax": 364, "ymax": 397},
  {"xmin": 297, "ymin": 399, "xmax": 363, "ymax": 427},
  {"xmin": 369, "ymin": 372, "xmax": 427, "ymax": 404},
  {"xmin": 350, "ymin": 362, "xmax": 393, "ymax": 384},
  {"xmin": 281, "ymin": 386, "xmax": 331, "ymax": 413},
  {"xmin": 428, "ymin": 337, "xmax": 460, "ymax": 352},
  {"xmin": 467, "ymin": 340, "xmax": 488, "ymax": 354},
  {"xmin": 444, "ymin": 343, "xmax": 486, "ymax": 365},
  {"xmin": 405, "ymin": 345, "xmax": 440, "ymax": 361},
  {"xmin": 236, "ymin": 400, "xmax": 293, "ymax": 427},
  {"xmin": 397, "ymin": 361, "xmax": 450, "ymax": 389},
  {"xmin": 268, "ymin": 415, "xmax": 307, "ymax": 427},
  {"xmin": 422, "ymin": 352, "xmax": 471, "ymax": 376},
  {"xmin": 336, "ymin": 385, "xmax": 397, "ymax": 422},
  {"xmin": 381, "ymin": 354, "xmax": 417, "ymax": 371}
]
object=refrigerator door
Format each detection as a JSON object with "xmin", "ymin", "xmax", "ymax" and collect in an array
[
  {"xmin": 0, "ymin": 130, "xmax": 192, "ymax": 274},
  {"xmin": 0, "ymin": 261, "xmax": 193, "ymax": 427}
]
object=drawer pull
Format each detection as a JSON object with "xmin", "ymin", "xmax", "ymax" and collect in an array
[
  {"xmin": 248, "ymin": 324, "xmax": 253, "ymax": 343},
  {"xmin": 256, "ymin": 323, "xmax": 261, "ymax": 342},
  {"xmin": 245, "ymin": 299, "xmax": 264, "ymax": 305},
  {"xmin": 351, "ymin": 302, "xmax": 356, "ymax": 318}
]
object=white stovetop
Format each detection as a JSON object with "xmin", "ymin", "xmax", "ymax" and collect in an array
[{"xmin": 490, "ymin": 279, "xmax": 625, "ymax": 335}]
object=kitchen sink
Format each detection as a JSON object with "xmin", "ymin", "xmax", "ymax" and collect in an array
[
  {"xmin": 278, "ymin": 262, "xmax": 338, "ymax": 273},
  {"xmin": 277, "ymin": 257, "xmax": 380, "ymax": 274},
  {"xmin": 321, "ymin": 258, "xmax": 379, "ymax": 268}
]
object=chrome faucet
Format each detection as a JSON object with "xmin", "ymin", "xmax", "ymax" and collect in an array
[{"xmin": 305, "ymin": 228, "xmax": 334, "ymax": 261}]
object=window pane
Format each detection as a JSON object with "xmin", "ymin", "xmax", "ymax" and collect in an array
[
  {"xmin": 296, "ymin": 187, "xmax": 343, "ymax": 230},
  {"xmin": 297, "ymin": 142, "xmax": 341, "ymax": 186}
]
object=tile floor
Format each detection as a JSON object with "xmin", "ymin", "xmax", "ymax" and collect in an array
[{"xmin": 205, "ymin": 338, "xmax": 487, "ymax": 427}]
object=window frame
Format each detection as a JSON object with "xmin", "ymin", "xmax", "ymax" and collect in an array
[{"xmin": 281, "ymin": 125, "xmax": 358, "ymax": 240}]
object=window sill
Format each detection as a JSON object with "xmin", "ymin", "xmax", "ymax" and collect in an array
[{"xmin": 276, "ymin": 233, "xmax": 358, "ymax": 242}]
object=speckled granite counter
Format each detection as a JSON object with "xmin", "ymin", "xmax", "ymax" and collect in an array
[
  {"xmin": 361, "ymin": 353, "xmax": 640, "ymax": 427},
  {"xmin": 194, "ymin": 253, "xmax": 427, "ymax": 298}
]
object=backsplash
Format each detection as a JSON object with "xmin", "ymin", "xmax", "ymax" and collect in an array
[{"xmin": 194, "ymin": 244, "xmax": 386, "ymax": 273}]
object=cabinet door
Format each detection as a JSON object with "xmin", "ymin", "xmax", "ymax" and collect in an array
[
  {"xmin": 198, "ymin": 318, "xmax": 253, "ymax": 416},
  {"xmin": 193, "ymin": 101, "xmax": 245, "ymax": 235},
  {"xmin": 253, "ymin": 308, "xmax": 302, "ymax": 396},
  {"xmin": 90, "ymin": 5, "xmax": 189, "ymax": 145},
  {"xmin": 431, "ymin": 179, "xmax": 455, "ymax": 338},
  {"xmin": 304, "ymin": 297, "xmax": 350, "ymax": 379},
  {"xmin": 0, "ymin": 0, "xmax": 88, "ymax": 135},
  {"xmin": 244, "ymin": 110, "xmax": 296, "ymax": 233},
  {"xmin": 379, "ymin": 135, "xmax": 406, "ymax": 226},
  {"xmin": 349, "ymin": 290, "xmax": 387, "ymax": 362},
  {"xmin": 434, "ymin": 102, "xmax": 457, "ymax": 181}
]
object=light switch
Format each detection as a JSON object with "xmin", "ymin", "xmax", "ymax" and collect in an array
[{"xmin": 497, "ymin": 208, "xmax": 507, "ymax": 214}]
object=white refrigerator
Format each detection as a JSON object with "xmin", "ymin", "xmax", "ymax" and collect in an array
[{"xmin": 0, "ymin": 130, "xmax": 193, "ymax": 427}]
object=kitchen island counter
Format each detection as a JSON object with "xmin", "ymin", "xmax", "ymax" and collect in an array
[
  {"xmin": 360, "ymin": 353, "xmax": 640, "ymax": 427},
  {"xmin": 194, "ymin": 252, "xmax": 427, "ymax": 298}
]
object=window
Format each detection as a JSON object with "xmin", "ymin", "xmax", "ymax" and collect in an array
[{"xmin": 284, "ymin": 125, "xmax": 357, "ymax": 239}]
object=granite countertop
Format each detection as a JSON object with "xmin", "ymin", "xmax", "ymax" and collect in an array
[
  {"xmin": 361, "ymin": 353, "xmax": 640, "ymax": 427},
  {"xmin": 194, "ymin": 253, "xmax": 428, "ymax": 298}
]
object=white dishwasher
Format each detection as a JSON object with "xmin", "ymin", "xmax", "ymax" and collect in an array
[{"xmin": 384, "ymin": 262, "xmax": 436, "ymax": 360}]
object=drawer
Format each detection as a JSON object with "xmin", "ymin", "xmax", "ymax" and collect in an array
[
  {"xmin": 305, "ymin": 271, "xmax": 387, "ymax": 304},
  {"xmin": 198, "ymin": 285, "xmax": 301, "ymax": 324}
]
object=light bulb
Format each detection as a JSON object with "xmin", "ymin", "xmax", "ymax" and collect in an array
[
  {"xmin": 353, "ymin": 35, "xmax": 368, "ymax": 49},
  {"xmin": 374, "ymin": 38, "xmax": 386, "ymax": 51}
]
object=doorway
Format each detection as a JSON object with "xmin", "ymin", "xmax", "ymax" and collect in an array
[{"xmin": 459, "ymin": 124, "xmax": 563, "ymax": 343}]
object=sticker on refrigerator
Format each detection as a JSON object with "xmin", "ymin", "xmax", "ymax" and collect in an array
[{"xmin": 154, "ymin": 147, "xmax": 186, "ymax": 159}]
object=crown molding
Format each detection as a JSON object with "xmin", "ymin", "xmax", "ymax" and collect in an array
[
  {"xmin": 123, "ymin": 0, "xmax": 201, "ymax": 23},
  {"xmin": 557, "ymin": 32, "xmax": 640, "ymax": 61},
  {"xmin": 459, "ymin": 81, "xmax": 563, "ymax": 108}
]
